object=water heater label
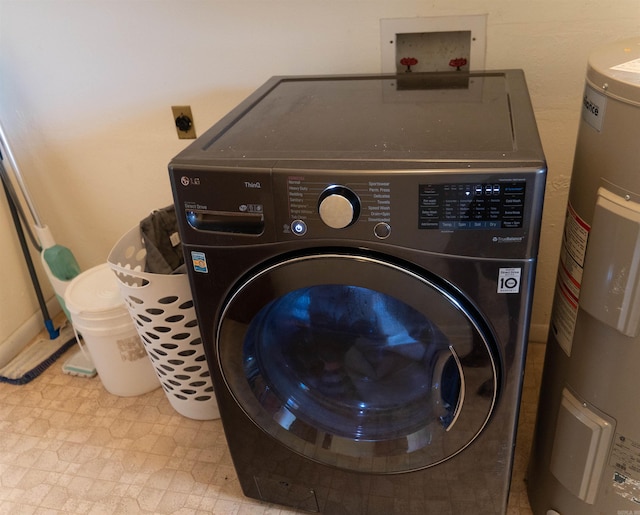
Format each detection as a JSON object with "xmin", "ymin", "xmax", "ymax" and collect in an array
[
  {"xmin": 550, "ymin": 203, "xmax": 591, "ymax": 356},
  {"xmin": 611, "ymin": 58, "xmax": 640, "ymax": 74},
  {"xmin": 610, "ymin": 433, "xmax": 640, "ymax": 505},
  {"xmin": 582, "ymin": 85, "xmax": 607, "ymax": 132}
]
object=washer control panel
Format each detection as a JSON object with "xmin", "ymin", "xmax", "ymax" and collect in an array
[
  {"xmin": 282, "ymin": 175, "xmax": 529, "ymax": 234},
  {"xmin": 172, "ymin": 167, "xmax": 545, "ymax": 257},
  {"xmin": 287, "ymin": 177, "xmax": 390, "ymax": 229},
  {"xmin": 418, "ymin": 181, "xmax": 526, "ymax": 231},
  {"xmin": 272, "ymin": 170, "xmax": 543, "ymax": 256}
]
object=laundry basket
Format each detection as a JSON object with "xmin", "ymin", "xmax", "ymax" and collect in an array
[{"xmin": 107, "ymin": 225, "xmax": 219, "ymax": 420}]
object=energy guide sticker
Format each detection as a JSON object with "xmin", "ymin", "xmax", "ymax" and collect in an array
[{"xmin": 191, "ymin": 251, "xmax": 208, "ymax": 273}]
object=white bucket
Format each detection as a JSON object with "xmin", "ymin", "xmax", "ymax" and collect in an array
[{"xmin": 64, "ymin": 263, "xmax": 159, "ymax": 397}]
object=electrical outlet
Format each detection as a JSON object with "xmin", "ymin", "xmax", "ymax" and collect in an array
[
  {"xmin": 380, "ymin": 15, "xmax": 487, "ymax": 74},
  {"xmin": 171, "ymin": 105, "xmax": 196, "ymax": 139}
]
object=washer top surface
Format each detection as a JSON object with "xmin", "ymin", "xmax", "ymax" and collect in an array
[{"xmin": 180, "ymin": 71, "xmax": 543, "ymax": 164}]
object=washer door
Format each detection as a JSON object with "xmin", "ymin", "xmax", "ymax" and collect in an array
[{"xmin": 217, "ymin": 253, "xmax": 498, "ymax": 473}]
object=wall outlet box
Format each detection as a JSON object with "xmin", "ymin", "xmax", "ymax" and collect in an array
[
  {"xmin": 171, "ymin": 105, "xmax": 197, "ymax": 139},
  {"xmin": 380, "ymin": 15, "xmax": 487, "ymax": 74}
]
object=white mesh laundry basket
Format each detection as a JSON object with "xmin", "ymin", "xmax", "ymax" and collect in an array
[{"xmin": 108, "ymin": 225, "xmax": 219, "ymax": 420}]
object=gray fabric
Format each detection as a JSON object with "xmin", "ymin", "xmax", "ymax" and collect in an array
[{"xmin": 140, "ymin": 205, "xmax": 184, "ymax": 274}]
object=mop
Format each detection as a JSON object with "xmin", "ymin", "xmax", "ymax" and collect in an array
[{"xmin": 0, "ymin": 122, "xmax": 96, "ymax": 379}]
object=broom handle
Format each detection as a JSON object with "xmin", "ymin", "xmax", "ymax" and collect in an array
[
  {"xmin": 0, "ymin": 121, "xmax": 44, "ymax": 228},
  {"xmin": 1, "ymin": 161, "xmax": 59, "ymax": 339}
]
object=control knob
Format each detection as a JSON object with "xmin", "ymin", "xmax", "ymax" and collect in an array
[{"xmin": 318, "ymin": 186, "xmax": 360, "ymax": 229}]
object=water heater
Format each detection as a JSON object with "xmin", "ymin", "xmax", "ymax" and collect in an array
[{"xmin": 528, "ymin": 37, "xmax": 640, "ymax": 514}]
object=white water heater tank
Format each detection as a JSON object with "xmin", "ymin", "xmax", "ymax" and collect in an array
[{"xmin": 528, "ymin": 37, "xmax": 640, "ymax": 515}]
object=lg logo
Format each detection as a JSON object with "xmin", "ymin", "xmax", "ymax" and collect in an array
[{"xmin": 181, "ymin": 176, "xmax": 200, "ymax": 186}]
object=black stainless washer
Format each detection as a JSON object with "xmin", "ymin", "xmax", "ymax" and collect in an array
[{"xmin": 169, "ymin": 71, "xmax": 546, "ymax": 515}]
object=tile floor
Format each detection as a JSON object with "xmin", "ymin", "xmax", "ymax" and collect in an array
[{"xmin": 0, "ymin": 339, "xmax": 545, "ymax": 514}]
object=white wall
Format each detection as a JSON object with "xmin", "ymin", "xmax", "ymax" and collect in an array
[{"xmin": 0, "ymin": 0, "xmax": 638, "ymax": 346}]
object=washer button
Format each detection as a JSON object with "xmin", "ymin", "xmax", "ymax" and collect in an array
[
  {"xmin": 374, "ymin": 222, "xmax": 391, "ymax": 239},
  {"xmin": 291, "ymin": 220, "xmax": 307, "ymax": 236}
]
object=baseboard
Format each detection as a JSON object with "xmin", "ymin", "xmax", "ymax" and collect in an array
[
  {"xmin": 0, "ymin": 297, "xmax": 63, "ymax": 368},
  {"xmin": 528, "ymin": 323, "xmax": 549, "ymax": 344}
]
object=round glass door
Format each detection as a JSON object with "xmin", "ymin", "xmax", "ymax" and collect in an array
[{"xmin": 217, "ymin": 252, "xmax": 498, "ymax": 473}]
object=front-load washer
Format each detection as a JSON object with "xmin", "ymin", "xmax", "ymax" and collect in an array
[{"xmin": 168, "ymin": 71, "xmax": 546, "ymax": 515}]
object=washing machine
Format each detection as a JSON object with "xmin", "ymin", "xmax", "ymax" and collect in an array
[{"xmin": 168, "ymin": 71, "xmax": 547, "ymax": 515}]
